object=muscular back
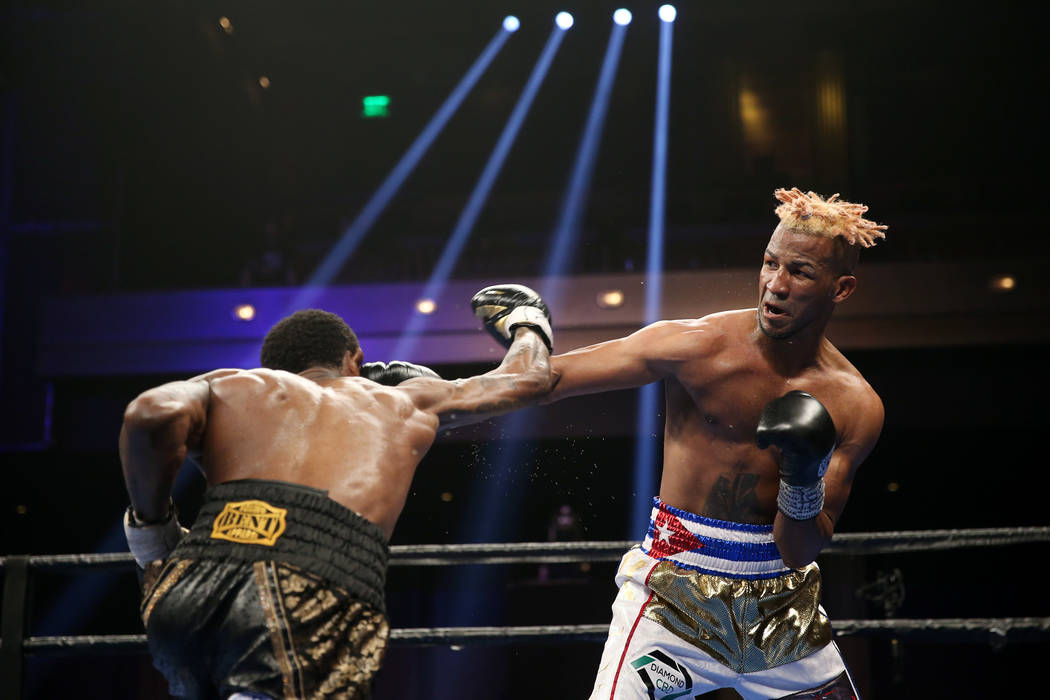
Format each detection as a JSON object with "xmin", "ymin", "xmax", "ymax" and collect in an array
[
  {"xmin": 200, "ymin": 370, "xmax": 438, "ymax": 537},
  {"xmin": 120, "ymin": 328, "xmax": 551, "ymax": 541}
]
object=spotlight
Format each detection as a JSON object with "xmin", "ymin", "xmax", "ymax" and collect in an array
[
  {"xmin": 613, "ymin": 8, "xmax": 633, "ymax": 26},
  {"xmin": 233, "ymin": 304, "xmax": 256, "ymax": 321},
  {"xmin": 555, "ymin": 11, "xmax": 574, "ymax": 29},
  {"xmin": 415, "ymin": 298, "xmax": 437, "ymax": 314},
  {"xmin": 258, "ymin": 76, "xmax": 271, "ymax": 89},
  {"xmin": 219, "ymin": 16, "xmax": 234, "ymax": 34},
  {"xmin": 597, "ymin": 290, "xmax": 625, "ymax": 309},
  {"xmin": 658, "ymin": 4, "xmax": 677, "ymax": 22},
  {"xmin": 989, "ymin": 274, "xmax": 1016, "ymax": 292},
  {"xmin": 503, "ymin": 15, "xmax": 520, "ymax": 32},
  {"xmin": 388, "ymin": 17, "xmax": 567, "ymax": 361},
  {"xmin": 543, "ymin": 10, "xmax": 629, "ymax": 285}
]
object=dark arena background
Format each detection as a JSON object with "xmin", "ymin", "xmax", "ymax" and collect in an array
[{"xmin": 1, "ymin": 1, "xmax": 1048, "ymax": 698}]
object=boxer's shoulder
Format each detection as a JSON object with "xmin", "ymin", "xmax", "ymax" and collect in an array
[
  {"xmin": 211, "ymin": 368, "xmax": 336, "ymax": 403},
  {"xmin": 650, "ymin": 310, "xmax": 746, "ymax": 343},
  {"xmin": 817, "ymin": 341, "xmax": 878, "ymax": 397},
  {"xmin": 803, "ymin": 348, "xmax": 883, "ymax": 440},
  {"xmin": 214, "ymin": 368, "xmax": 293, "ymax": 391},
  {"xmin": 697, "ymin": 308, "xmax": 760, "ymax": 343},
  {"xmin": 683, "ymin": 308, "xmax": 752, "ymax": 329},
  {"xmin": 678, "ymin": 309, "xmax": 756, "ymax": 353},
  {"xmin": 629, "ymin": 318, "xmax": 726, "ymax": 371}
]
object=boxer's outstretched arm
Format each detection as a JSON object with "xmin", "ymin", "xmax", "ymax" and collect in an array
[
  {"xmin": 399, "ymin": 328, "xmax": 553, "ymax": 430},
  {"xmin": 773, "ymin": 389, "xmax": 884, "ymax": 567},
  {"xmin": 542, "ymin": 319, "xmax": 700, "ymax": 403},
  {"xmin": 119, "ymin": 369, "xmax": 237, "ymax": 521}
]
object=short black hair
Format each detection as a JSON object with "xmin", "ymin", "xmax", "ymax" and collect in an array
[{"xmin": 260, "ymin": 309, "xmax": 359, "ymax": 373}]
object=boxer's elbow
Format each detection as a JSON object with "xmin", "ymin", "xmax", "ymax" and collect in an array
[
  {"xmin": 774, "ymin": 513, "xmax": 832, "ymax": 569},
  {"xmin": 512, "ymin": 363, "xmax": 553, "ymax": 400},
  {"xmin": 777, "ymin": 536, "xmax": 823, "ymax": 569},
  {"xmin": 500, "ymin": 348, "xmax": 553, "ymax": 399},
  {"xmin": 779, "ymin": 548, "xmax": 817, "ymax": 570},
  {"xmin": 123, "ymin": 391, "xmax": 188, "ymax": 434}
]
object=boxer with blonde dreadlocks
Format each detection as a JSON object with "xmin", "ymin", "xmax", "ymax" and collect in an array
[{"xmin": 531, "ymin": 188, "xmax": 887, "ymax": 698}]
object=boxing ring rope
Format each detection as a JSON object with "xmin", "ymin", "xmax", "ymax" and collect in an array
[
  {"xmin": 6, "ymin": 525, "xmax": 1050, "ymax": 571},
  {"xmin": 3, "ymin": 526, "xmax": 1050, "ymax": 694},
  {"xmin": 17, "ymin": 618, "xmax": 1050, "ymax": 654}
]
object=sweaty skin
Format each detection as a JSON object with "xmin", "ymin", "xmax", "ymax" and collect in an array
[
  {"xmin": 545, "ymin": 227, "xmax": 884, "ymax": 567},
  {"xmin": 120, "ymin": 328, "xmax": 551, "ymax": 539}
]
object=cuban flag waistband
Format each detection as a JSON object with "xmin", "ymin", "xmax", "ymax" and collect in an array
[{"xmin": 640, "ymin": 498, "xmax": 790, "ymax": 580}]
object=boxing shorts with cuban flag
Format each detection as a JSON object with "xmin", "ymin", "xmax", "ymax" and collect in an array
[{"xmin": 588, "ymin": 498, "xmax": 860, "ymax": 700}]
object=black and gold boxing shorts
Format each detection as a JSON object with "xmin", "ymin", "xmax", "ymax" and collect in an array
[{"xmin": 140, "ymin": 479, "xmax": 390, "ymax": 700}]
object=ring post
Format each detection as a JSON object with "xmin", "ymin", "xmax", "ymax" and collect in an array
[{"xmin": 1, "ymin": 555, "xmax": 29, "ymax": 699}]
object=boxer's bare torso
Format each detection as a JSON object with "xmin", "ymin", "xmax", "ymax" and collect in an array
[
  {"xmin": 199, "ymin": 369, "xmax": 441, "ymax": 538},
  {"xmin": 653, "ymin": 309, "xmax": 879, "ymax": 524},
  {"xmin": 121, "ymin": 330, "xmax": 551, "ymax": 540},
  {"xmin": 549, "ymin": 309, "xmax": 883, "ymax": 529}
]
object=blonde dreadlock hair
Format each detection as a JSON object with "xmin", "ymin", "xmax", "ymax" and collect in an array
[{"xmin": 774, "ymin": 187, "xmax": 887, "ymax": 249}]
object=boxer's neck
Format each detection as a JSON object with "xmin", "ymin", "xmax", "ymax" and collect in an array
[{"xmin": 299, "ymin": 366, "xmax": 342, "ymax": 381}]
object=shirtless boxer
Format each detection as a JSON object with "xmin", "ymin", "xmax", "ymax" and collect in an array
[
  {"xmin": 543, "ymin": 189, "xmax": 886, "ymax": 699},
  {"xmin": 120, "ymin": 284, "xmax": 553, "ymax": 700}
]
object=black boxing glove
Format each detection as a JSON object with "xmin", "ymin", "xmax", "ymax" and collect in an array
[
  {"xmin": 756, "ymin": 390, "xmax": 836, "ymax": 520},
  {"xmin": 470, "ymin": 284, "xmax": 553, "ymax": 352},
  {"xmin": 360, "ymin": 361, "xmax": 440, "ymax": 386}
]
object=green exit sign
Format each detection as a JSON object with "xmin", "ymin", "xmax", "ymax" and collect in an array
[{"xmin": 361, "ymin": 95, "xmax": 390, "ymax": 118}]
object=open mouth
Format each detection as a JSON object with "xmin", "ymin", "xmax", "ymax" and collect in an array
[{"xmin": 763, "ymin": 301, "xmax": 788, "ymax": 318}]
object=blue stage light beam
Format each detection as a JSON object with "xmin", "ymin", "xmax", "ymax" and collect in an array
[
  {"xmin": 465, "ymin": 15, "xmax": 629, "ymax": 574},
  {"xmin": 423, "ymin": 22, "xmax": 579, "ymax": 692},
  {"xmin": 542, "ymin": 14, "xmax": 629, "ymax": 300},
  {"xmin": 631, "ymin": 6, "xmax": 675, "ymax": 537},
  {"xmin": 391, "ymin": 18, "xmax": 572, "ymax": 360},
  {"xmin": 284, "ymin": 19, "xmax": 517, "ymax": 314}
]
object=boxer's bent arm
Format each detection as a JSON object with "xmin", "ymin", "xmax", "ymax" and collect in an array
[
  {"xmin": 774, "ymin": 389, "xmax": 885, "ymax": 568},
  {"xmin": 399, "ymin": 328, "xmax": 552, "ymax": 429},
  {"xmin": 119, "ymin": 370, "xmax": 235, "ymax": 521},
  {"xmin": 542, "ymin": 320, "xmax": 696, "ymax": 403}
]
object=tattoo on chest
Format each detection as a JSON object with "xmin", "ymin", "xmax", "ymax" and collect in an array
[{"xmin": 704, "ymin": 473, "xmax": 763, "ymax": 521}]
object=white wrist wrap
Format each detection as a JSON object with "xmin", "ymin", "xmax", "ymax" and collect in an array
[
  {"xmin": 123, "ymin": 507, "xmax": 188, "ymax": 568},
  {"xmin": 777, "ymin": 478, "xmax": 826, "ymax": 521},
  {"xmin": 502, "ymin": 305, "xmax": 553, "ymax": 350}
]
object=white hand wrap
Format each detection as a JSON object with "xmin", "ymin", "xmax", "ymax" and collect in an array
[
  {"xmin": 776, "ymin": 478, "xmax": 826, "ymax": 521},
  {"xmin": 500, "ymin": 305, "xmax": 553, "ymax": 349},
  {"xmin": 123, "ymin": 505, "xmax": 188, "ymax": 568}
]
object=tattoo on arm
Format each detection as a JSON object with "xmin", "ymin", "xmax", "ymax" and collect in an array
[
  {"xmin": 434, "ymin": 332, "xmax": 550, "ymax": 426},
  {"xmin": 703, "ymin": 473, "xmax": 764, "ymax": 522},
  {"xmin": 463, "ymin": 375, "xmax": 526, "ymax": 415}
]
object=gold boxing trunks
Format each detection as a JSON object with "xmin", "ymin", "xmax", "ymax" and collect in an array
[
  {"xmin": 635, "ymin": 498, "xmax": 831, "ymax": 672},
  {"xmin": 589, "ymin": 499, "xmax": 852, "ymax": 700}
]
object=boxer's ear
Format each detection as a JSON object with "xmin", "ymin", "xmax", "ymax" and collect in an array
[{"xmin": 343, "ymin": 348, "xmax": 365, "ymax": 376}]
